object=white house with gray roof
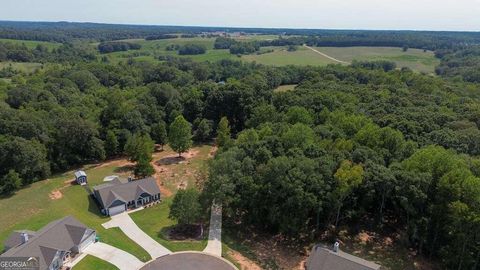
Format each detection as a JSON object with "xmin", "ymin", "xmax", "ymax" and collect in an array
[
  {"xmin": 93, "ymin": 177, "xmax": 161, "ymax": 216},
  {"xmin": 1, "ymin": 216, "xmax": 96, "ymax": 270}
]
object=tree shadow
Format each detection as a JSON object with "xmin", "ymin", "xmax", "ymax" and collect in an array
[
  {"xmin": 158, "ymin": 224, "xmax": 204, "ymax": 240},
  {"xmin": 114, "ymin": 164, "xmax": 135, "ymax": 174},
  {"xmin": 156, "ymin": 156, "xmax": 186, "ymax": 166},
  {"xmin": 87, "ymin": 194, "xmax": 105, "ymax": 218}
]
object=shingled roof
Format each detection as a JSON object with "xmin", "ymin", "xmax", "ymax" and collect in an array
[
  {"xmin": 306, "ymin": 244, "xmax": 382, "ymax": 270},
  {"xmin": 93, "ymin": 177, "xmax": 160, "ymax": 209},
  {"xmin": 1, "ymin": 216, "xmax": 95, "ymax": 270}
]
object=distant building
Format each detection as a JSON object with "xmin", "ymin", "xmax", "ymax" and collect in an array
[
  {"xmin": 305, "ymin": 243, "xmax": 382, "ymax": 270},
  {"xmin": 74, "ymin": 170, "xmax": 87, "ymax": 185},
  {"xmin": 1, "ymin": 216, "xmax": 96, "ymax": 270},
  {"xmin": 93, "ymin": 177, "xmax": 161, "ymax": 216}
]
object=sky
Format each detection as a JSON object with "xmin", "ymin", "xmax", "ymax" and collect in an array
[{"xmin": 1, "ymin": 0, "xmax": 480, "ymax": 31}]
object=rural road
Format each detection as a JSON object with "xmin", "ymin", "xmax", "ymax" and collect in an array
[
  {"xmin": 303, "ymin": 45, "xmax": 350, "ymax": 64},
  {"xmin": 203, "ymin": 204, "xmax": 222, "ymax": 257}
]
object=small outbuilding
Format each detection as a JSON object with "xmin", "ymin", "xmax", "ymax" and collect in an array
[{"xmin": 74, "ymin": 171, "xmax": 87, "ymax": 185}]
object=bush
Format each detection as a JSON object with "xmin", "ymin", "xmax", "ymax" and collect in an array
[{"xmin": 178, "ymin": 44, "xmax": 206, "ymax": 55}]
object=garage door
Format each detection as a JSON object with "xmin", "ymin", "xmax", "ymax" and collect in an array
[{"xmin": 108, "ymin": 204, "xmax": 126, "ymax": 216}]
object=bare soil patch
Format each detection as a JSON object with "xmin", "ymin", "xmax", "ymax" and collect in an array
[
  {"xmin": 209, "ymin": 146, "xmax": 218, "ymax": 158},
  {"xmin": 49, "ymin": 190, "xmax": 63, "ymax": 200},
  {"xmin": 227, "ymin": 249, "xmax": 262, "ymax": 270}
]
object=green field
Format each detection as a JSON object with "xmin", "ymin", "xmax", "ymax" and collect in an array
[
  {"xmin": 274, "ymin": 84, "xmax": 297, "ymax": 92},
  {"xmin": 241, "ymin": 46, "xmax": 439, "ymax": 73},
  {"xmin": 99, "ymin": 37, "xmax": 439, "ymax": 73},
  {"xmin": 0, "ymin": 38, "xmax": 61, "ymax": 50},
  {"xmin": 0, "ymin": 62, "xmax": 44, "ymax": 74},
  {"xmin": 316, "ymin": 46, "xmax": 440, "ymax": 73},
  {"xmin": 242, "ymin": 46, "xmax": 337, "ymax": 66}
]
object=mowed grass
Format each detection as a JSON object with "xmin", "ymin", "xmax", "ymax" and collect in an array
[
  {"xmin": 0, "ymin": 161, "xmax": 151, "ymax": 262},
  {"xmin": 0, "ymin": 38, "xmax": 61, "ymax": 50},
  {"xmin": 316, "ymin": 46, "xmax": 440, "ymax": 73},
  {"xmin": 130, "ymin": 197, "xmax": 207, "ymax": 252},
  {"xmin": 241, "ymin": 46, "xmax": 439, "ymax": 73},
  {"xmin": 274, "ymin": 84, "xmax": 297, "ymax": 93},
  {"xmin": 0, "ymin": 62, "xmax": 44, "ymax": 74},
  {"xmin": 241, "ymin": 46, "xmax": 337, "ymax": 66},
  {"xmin": 73, "ymin": 255, "xmax": 118, "ymax": 270}
]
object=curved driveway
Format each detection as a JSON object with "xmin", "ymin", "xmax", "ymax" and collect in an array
[
  {"xmin": 83, "ymin": 242, "xmax": 144, "ymax": 270},
  {"xmin": 102, "ymin": 212, "xmax": 172, "ymax": 259}
]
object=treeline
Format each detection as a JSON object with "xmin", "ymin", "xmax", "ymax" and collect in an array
[
  {"xmin": 145, "ymin": 34, "xmax": 178, "ymax": 40},
  {"xmin": 0, "ymin": 41, "xmax": 96, "ymax": 63},
  {"xmin": 202, "ymin": 64, "xmax": 480, "ymax": 270},
  {"xmin": 177, "ymin": 44, "xmax": 206, "ymax": 55},
  {"xmin": 435, "ymin": 46, "xmax": 480, "ymax": 83},
  {"xmin": 0, "ymin": 57, "xmax": 296, "ymax": 194},
  {"xmin": 258, "ymin": 32, "xmax": 480, "ymax": 50},
  {"xmin": 97, "ymin": 41, "xmax": 142, "ymax": 53},
  {"xmin": 214, "ymin": 37, "xmax": 260, "ymax": 55},
  {"xmin": 2, "ymin": 21, "xmax": 480, "ymax": 50}
]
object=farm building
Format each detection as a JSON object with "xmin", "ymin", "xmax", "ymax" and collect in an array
[
  {"xmin": 93, "ymin": 177, "xmax": 161, "ymax": 216},
  {"xmin": 0, "ymin": 216, "xmax": 96, "ymax": 270},
  {"xmin": 74, "ymin": 170, "xmax": 87, "ymax": 185},
  {"xmin": 305, "ymin": 243, "xmax": 382, "ymax": 270}
]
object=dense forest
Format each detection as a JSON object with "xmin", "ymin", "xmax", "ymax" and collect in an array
[{"xmin": 0, "ymin": 22, "xmax": 480, "ymax": 269}]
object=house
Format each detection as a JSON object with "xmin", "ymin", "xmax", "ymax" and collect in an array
[
  {"xmin": 305, "ymin": 243, "xmax": 382, "ymax": 270},
  {"xmin": 93, "ymin": 177, "xmax": 161, "ymax": 216},
  {"xmin": 1, "ymin": 216, "xmax": 96, "ymax": 270},
  {"xmin": 74, "ymin": 170, "xmax": 87, "ymax": 185}
]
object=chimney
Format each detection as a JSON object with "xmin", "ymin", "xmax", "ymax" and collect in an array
[
  {"xmin": 333, "ymin": 241, "xmax": 339, "ymax": 253},
  {"xmin": 21, "ymin": 233, "xmax": 29, "ymax": 244}
]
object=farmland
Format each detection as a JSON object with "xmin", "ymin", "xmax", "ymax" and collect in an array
[{"xmin": 97, "ymin": 36, "xmax": 439, "ymax": 73}]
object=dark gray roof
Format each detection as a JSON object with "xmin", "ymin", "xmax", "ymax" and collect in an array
[
  {"xmin": 1, "ymin": 216, "xmax": 95, "ymax": 270},
  {"xmin": 3, "ymin": 230, "xmax": 36, "ymax": 250},
  {"xmin": 306, "ymin": 244, "xmax": 381, "ymax": 270},
  {"xmin": 93, "ymin": 177, "xmax": 160, "ymax": 209}
]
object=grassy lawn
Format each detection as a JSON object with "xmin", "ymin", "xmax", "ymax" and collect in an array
[
  {"xmin": 72, "ymin": 255, "xmax": 118, "ymax": 270},
  {"xmin": 0, "ymin": 160, "xmax": 151, "ymax": 262},
  {"xmin": 0, "ymin": 144, "xmax": 215, "ymax": 268},
  {"xmin": 130, "ymin": 197, "xmax": 207, "ymax": 252},
  {"xmin": 316, "ymin": 46, "xmax": 440, "ymax": 73},
  {"xmin": 0, "ymin": 62, "xmax": 44, "ymax": 74},
  {"xmin": 274, "ymin": 84, "xmax": 297, "ymax": 93},
  {"xmin": 241, "ymin": 46, "xmax": 337, "ymax": 66},
  {"xmin": 0, "ymin": 38, "xmax": 61, "ymax": 50}
]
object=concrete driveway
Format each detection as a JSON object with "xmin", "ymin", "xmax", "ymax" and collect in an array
[
  {"xmin": 103, "ymin": 212, "xmax": 171, "ymax": 259},
  {"xmin": 203, "ymin": 204, "xmax": 222, "ymax": 256},
  {"xmin": 83, "ymin": 242, "xmax": 144, "ymax": 270}
]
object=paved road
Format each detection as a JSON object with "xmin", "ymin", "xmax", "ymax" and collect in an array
[
  {"xmin": 83, "ymin": 242, "xmax": 144, "ymax": 270},
  {"xmin": 203, "ymin": 204, "xmax": 222, "ymax": 256},
  {"xmin": 103, "ymin": 212, "xmax": 171, "ymax": 259},
  {"xmin": 303, "ymin": 45, "xmax": 350, "ymax": 64}
]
